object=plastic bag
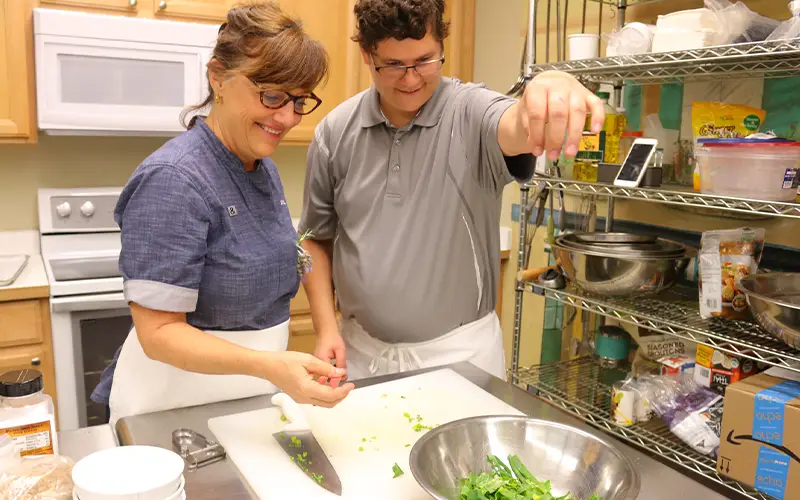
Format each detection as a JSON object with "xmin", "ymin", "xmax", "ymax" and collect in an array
[
  {"xmin": 640, "ymin": 374, "xmax": 724, "ymax": 457},
  {"xmin": 766, "ymin": 2, "xmax": 800, "ymax": 41},
  {"xmin": 698, "ymin": 227, "xmax": 766, "ymax": 320},
  {"xmin": 0, "ymin": 451, "xmax": 75, "ymax": 500},
  {"xmin": 704, "ymin": 0, "xmax": 781, "ymax": 44}
]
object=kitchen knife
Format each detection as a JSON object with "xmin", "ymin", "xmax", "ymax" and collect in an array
[{"xmin": 271, "ymin": 393, "xmax": 343, "ymax": 496}]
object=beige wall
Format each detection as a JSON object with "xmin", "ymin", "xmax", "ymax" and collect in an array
[{"xmin": 0, "ymin": 135, "xmax": 310, "ymax": 232}]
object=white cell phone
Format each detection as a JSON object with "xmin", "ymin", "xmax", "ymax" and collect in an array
[{"xmin": 613, "ymin": 138, "xmax": 659, "ymax": 187}]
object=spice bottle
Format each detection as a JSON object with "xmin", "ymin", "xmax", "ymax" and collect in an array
[{"xmin": 0, "ymin": 369, "xmax": 58, "ymax": 456}]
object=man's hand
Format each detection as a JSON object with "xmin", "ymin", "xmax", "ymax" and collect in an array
[
  {"xmin": 314, "ymin": 330, "xmax": 347, "ymax": 388},
  {"xmin": 516, "ymin": 71, "xmax": 605, "ymax": 160}
]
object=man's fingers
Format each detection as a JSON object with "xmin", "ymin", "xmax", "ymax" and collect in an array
[
  {"xmin": 544, "ymin": 90, "xmax": 569, "ymax": 159},
  {"xmin": 334, "ymin": 344, "xmax": 347, "ymax": 371},
  {"xmin": 563, "ymin": 92, "xmax": 587, "ymax": 158},
  {"xmin": 587, "ymin": 94, "xmax": 606, "ymax": 133},
  {"xmin": 524, "ymin": 84, "xmax": 548, "ymax": 157}
]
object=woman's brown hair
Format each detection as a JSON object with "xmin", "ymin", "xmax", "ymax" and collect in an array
[{"xmin": 182, "ymin": 1, "xmax": 329, "ymax": 128}]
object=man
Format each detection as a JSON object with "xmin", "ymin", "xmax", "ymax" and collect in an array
[{"xmin": 298, "ymin": 0, "xmax": 604, "ymax": 381}]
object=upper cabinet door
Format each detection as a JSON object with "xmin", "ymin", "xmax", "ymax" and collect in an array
[
  {"xmin": 152, "ymin": 0, "xmax": 229, "ymax": 23},
  {"xmin": 0, "ymin": 0, "xmax": 36, "ymax": 143},
  {"xmin": 39, "ymin": 0, "xmax": 141, "ymax": 15},
  {"xmin": 277, "ymin": 0, "xmax": 361, "ymax": 145}
]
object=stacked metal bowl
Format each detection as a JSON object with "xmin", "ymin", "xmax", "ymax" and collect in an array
[
  {"xmin": 737, "ymin": 273, "xmax": 800, "ymax": 349},
  {"xmin": 553, "ymin": 232, "xmax": 695, "ymax": 297}
]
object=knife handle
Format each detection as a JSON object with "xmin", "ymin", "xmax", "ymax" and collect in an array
[{"xmin": 271, "ymin": 393, "xmax": 311, "ymax": 432}]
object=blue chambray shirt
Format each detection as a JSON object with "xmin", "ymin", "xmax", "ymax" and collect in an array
[{"xmin": 91, "ymin": 118, "xmax": 299, "ymax": 405}]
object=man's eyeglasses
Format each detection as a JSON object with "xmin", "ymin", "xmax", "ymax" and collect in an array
[
  {"xmin": 254, "ymin": 85, "xmax": 323, "ymax": 116},
  {"xmin": 372, "ymin": 56, "xmax": 445, "ymax": 80}
]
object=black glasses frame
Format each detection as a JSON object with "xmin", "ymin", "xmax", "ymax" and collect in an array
[{"xmin": 372, "ymin": 56, "xmax": 446, "ymax": 79}]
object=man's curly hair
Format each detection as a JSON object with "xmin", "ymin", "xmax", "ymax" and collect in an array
[{"xmin": 352, "ymin": 0, "xmax": 450, "ymax": 53}]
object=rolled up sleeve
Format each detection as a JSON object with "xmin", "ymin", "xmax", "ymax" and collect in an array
[
  {"xmin": 298, "ymin": 123, "xmax": 338, "ymax": 240},
  {"xmin": 461, "ymin": 85, "xmax": 534, "ymax": 192},
  {"xmin": 115, "ymin": 164, "xmax": 210, "ymax": 312}
]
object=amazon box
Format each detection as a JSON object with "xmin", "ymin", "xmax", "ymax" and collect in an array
[{"xmin": 717, "ymin": 371, "xmax": 800, "ymax": 499}]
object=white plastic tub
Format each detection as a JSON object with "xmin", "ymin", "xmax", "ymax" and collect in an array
[{"xmin": 695, "ymin": 139, "xmax": 800, "ymax": 202}]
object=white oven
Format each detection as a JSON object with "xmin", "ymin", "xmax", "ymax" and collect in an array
[
  {"xmin": 33, "ymin": 8, "xmax": 219, "ymax": 136},
  {"xmin": 39, "ymin": 188, "xmax": 131, "ymax": 430}
]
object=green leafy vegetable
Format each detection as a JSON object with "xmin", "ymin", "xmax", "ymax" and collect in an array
[
  {"xmin": 311, "ymin": 472, "xmax": 324, "ymax": 484},
  {"xmin": 458, "ymin": 455, "xmax": 603, "ymax": 500},
  {"xmin": 392, "ymin": 463, "xmax": 404, "ymax": 478}
]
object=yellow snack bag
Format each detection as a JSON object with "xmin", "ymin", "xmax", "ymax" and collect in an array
[{"xmin": 692, "ymin": 102, "xmax": 766, "ymax": 140}]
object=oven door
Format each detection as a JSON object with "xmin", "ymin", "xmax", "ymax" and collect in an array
[{"xmin": 50, "ymin": 292, "xmax": 132, "ymax": 430}]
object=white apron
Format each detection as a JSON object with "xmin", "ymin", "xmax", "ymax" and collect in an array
[
  {"xmin": 341, "ymin": 213, "xmax": 506, "ymax": 381},
  {"xmin": 108, "ymin": 320, "xmax": 289, "ymax": 426},
  {"xmin": 340, "ymin": 311, "xmax": 506, "ymax": 381}
]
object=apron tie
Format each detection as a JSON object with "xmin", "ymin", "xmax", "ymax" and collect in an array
[{"xmin": 368, "ymin": 345, "xmax": 424, "ymax": 375}]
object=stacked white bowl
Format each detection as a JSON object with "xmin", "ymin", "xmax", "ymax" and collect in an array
[{"xmin": 72, "ymin": 445, "xmax": 186, "ymax": 499}]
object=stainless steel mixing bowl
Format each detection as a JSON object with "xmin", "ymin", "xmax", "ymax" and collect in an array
[
  {"xmin": 553, "ymin": 235, "xmax": 693, "ymax": 297},
  {"xmin": 737, "ymin": 273, "xmax": 800, "ymax": 349},
  {"xmin": 409, "ymin": 416, "xmax": 640, "ymax": 500}
]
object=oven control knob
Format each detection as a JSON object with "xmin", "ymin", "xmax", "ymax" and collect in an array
[
  {"xmin": 56, "ymin": 202, "xmax": 71, "ymax": 218},
  {"xmin": 80, "ymin": 201, "xmax": 96, "ymax": 217}
]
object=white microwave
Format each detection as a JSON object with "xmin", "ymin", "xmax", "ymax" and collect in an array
[{"xmin": 33, "ymin": 8, "xmax": 219, "ymax": 136}]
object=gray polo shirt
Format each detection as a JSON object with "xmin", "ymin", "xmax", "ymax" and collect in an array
[{"xmin": 299, "ymin": 77, "xmax": 532, "ymax": 344}]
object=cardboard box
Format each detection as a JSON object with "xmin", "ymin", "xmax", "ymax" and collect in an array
[
  {"xmin": 658, "ymin": 354, "xmax": 695, "ymax": 376},
  {"xmin": 694, "ymin": 345, "xmax": 762, "ymax": 394},
  {"xmin": 717, "ymin": 372, "xmax": 800, "ymax": 499}
]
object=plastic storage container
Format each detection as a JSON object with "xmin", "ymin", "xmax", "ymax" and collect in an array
[
  {"xmin": 0, "ymin": 369, "xmax": 58, "ymax": 456},
  {"xmin": 695, "ymin": 138, "xmax": 800, "ymax": 202}
]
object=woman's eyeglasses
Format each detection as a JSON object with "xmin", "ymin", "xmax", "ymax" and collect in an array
[
  {"xmin": 372, "ymin": 56, "xmax": 445, "ymax": 81},
  {"xmin": 255, "ymin": 86, "xmax": 323, "ymax": 115}
]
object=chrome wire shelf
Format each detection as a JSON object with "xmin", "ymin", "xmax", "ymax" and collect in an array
[
  {"xmin": 516, "ymin": 357, "xmax": 770, "ymax": 499},
  {"xmin": 524, "ymin": 283, "xmax": 800, "ymax": 373},
  {"xmin": 527, "ymin": 39, "xmax": 800, "ymax": 85},
  {"xmin": 528, "ymin": 178, "xmax": 800, "ymax": 219}
]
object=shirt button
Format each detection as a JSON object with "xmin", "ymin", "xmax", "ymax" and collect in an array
[
  {"xmin": 392, "ymin": 165, "xmax": 400, "ymax": 172},
  {"xmin": 395, "ymin": 139, "xmax": 401, "ymax": 145}
]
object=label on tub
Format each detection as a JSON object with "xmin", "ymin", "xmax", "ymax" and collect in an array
[{"xmin": 783, "ymin": 168, "xmax": 798, "ymax": 189}]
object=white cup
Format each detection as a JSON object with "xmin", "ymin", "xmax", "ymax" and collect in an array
[{"xmin": 568, "ymin": 34, "xmax": 600, "ymax": 60}]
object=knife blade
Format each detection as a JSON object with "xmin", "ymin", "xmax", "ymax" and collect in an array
[{"xmin": 271, "ymin": 393, "xmax": 343, "ymax": 496}]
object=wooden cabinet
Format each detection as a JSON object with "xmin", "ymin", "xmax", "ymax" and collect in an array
[
  {"xmin": 151, "ymin": 0, "xmax": 230, "ymax": 23},
  {"xmin": 0, "ymin": 0, "xmax": 37, "ymax": 143},
  {"xmin": 39, "ymin": 0, "xmax": 141, "ymax": 15},
  {"xmin": 0, "ymin": 0, "xmax": 475, "ymax": 144},
  {"xmin": 0, "ymin": 299, "xmax": 58, "ymax": 423},
  {"xmin": 278, "ymin": 0, "xmax": 361, "ymax": 145},
  {"xmin": 287, "ymin": 287, "xmax": 317, "ymax": 354}
]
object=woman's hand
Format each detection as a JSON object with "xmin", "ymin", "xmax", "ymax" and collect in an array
[
  {"xmin": 262, "ymin": 351, "xmax": 354, "ymax": 408},
  {"xmin": 314, "ymin": 330, "xmax": 347, "ymax": 388}
]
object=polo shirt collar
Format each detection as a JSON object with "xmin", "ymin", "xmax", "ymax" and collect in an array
[{"xmin": 361, "ymin": 77, "xmax": 452, "ymax": 129}]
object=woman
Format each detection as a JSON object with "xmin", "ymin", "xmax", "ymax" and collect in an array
[{"xmin": 91, "ymin": 1, "xmax": 354, "ymax": 425}]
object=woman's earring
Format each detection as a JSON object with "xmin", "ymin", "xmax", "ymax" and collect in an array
[{"xmin": 215, "ymin": 94, "xmax": 224, "ymax": 105}]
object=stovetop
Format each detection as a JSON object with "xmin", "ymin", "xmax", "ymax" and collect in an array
[{"xmin": 38, "ymin": 187, "xmax": 123, "ymax": 297}]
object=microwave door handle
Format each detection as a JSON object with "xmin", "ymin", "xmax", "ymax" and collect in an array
[{"xmin": 50, "ymin": 293, "xmax": 128, "ymax": 313}]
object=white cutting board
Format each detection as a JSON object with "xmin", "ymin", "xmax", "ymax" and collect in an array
[{"xmin": 207, "ymin": 368, "xmax": 524, "ymax": 499}]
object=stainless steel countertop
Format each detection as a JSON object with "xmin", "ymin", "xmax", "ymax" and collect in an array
[{"xmin": 64, "ymin": 363, "xmax": 741, "ymax": 500}]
